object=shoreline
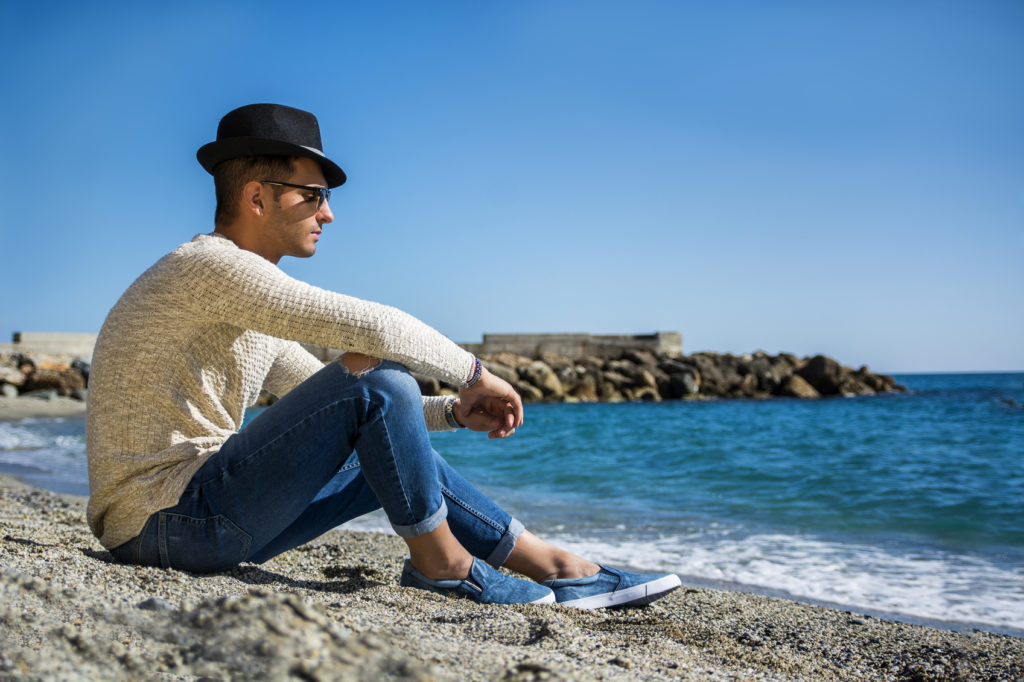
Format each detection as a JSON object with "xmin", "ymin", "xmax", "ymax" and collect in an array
[
  {"xmin": 2, "ymin": 474, "xmax": 1022, "ymax": 680},
  {"xmin": 0, "ymin": 395, "xmax": 88, "ymax": 421}
]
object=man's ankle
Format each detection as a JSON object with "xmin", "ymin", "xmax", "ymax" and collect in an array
[
  {"xmin": 536, "ymin": 556, "xmax": 600, "ymax": 583},
  {"xmin": 409, "ymin": 554, "xmax": 474, "ymax": 581}
]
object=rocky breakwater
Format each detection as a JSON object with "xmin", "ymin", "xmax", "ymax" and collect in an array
[
  {"xmin": 416, "ymin": 350, "xmax": 906, "ymax": 403},
  {"xmin": 0, "ymin": 352, "xmax": 90, "ymax": 401}
]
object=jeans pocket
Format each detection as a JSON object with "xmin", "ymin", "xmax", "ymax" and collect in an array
[{"xmin": 157, "ymin": 512, "xmax": 253, "ymax": 573}]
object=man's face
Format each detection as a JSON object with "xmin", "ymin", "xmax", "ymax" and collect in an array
[{"xmin": 260, "ymin": 157, "xmax": 334, "ymax": 261}]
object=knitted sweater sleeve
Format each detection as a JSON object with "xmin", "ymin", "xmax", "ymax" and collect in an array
[{"xmin": 180, "ymin": 238, "xmax": 475, "ymax": 386}]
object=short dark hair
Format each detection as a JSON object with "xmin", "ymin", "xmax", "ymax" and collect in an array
[{"xmin": 213, "ymin": 155, "xmax": 296, "ymax": 226}]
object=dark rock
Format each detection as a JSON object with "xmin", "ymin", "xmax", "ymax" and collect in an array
[
  {"xmin": 21, "ymin": 368, "xmax": 86, "ymax": 397},
  {"xmin": 629, "ymin": 386, "xmax": 661, "ymax": 402},
  {"xmin": 71, "ymin": 359, "xmax": 91, "ymax": 385},
  {"xmin": 659, "ymin": 358, "xmax": 698, "ymax": 376},
  {"xmin": 601, "ymin": 370, "xmax": 634, "ymax": 390},
  {"xmin": 603, "ymin": 360, "xmax": 656, "ymax": 389},
  {"xmin": 517, "ymin": 361, "xmax": 564, "ymax": 399},
  {"xmin": 569, "ymin": 373, "xmax": 599, "ymax": 401},
  {"xmin": 514, "ymin": 381, "xmax": 544, "ymax": 402},
  {"xmin": 838, "ymin": 377, "xmax": 875, "ymax": 396},
  {"xmin": 620, "ymin": 349, "xmax": 659, "ymax": 374},
  {"xmin": 779, "ymin": 374, "xmax": 821, "ymax": 399},
  {"xmin": 796, "ymin": 355, "xmax": 844, "ymax": 395},
  {"xmin": 537, "ymin": 352, "xmax": 571, "ymax": 372},
  {"xmin": 137, "ymin": 597, "xmax": 176, "ymax": 612},
  {"xmin": 481, "ymin": 361, "xmax": 518, "ymax": 385},
  {"xmin": 661, "ymin": 371, "xmax": 699, "ymax": 399}
]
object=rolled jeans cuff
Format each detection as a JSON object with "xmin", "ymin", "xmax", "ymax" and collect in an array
[
  {"xmin": 391, "ymin": 499, "xmax": 448, "ymax": 539},
  {"xmin": 485, "ymin": 517, "xmax": 524, "ymax": 568}
]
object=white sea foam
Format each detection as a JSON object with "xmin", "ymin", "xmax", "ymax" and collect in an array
[
  {"xmin": 546, "ymin": 530, "xmax": 1024, "ymax": 633},
  {"xmin": 0, "ymin": 420, "xmax": 87, "ymax": 483},
  {"xmin": 0, "ymin": 422, "xmax": 50, "ymax": 450}
]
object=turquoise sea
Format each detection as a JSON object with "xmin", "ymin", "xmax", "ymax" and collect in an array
[{"xmin": 3, "ymin": 372, "xmax": 1022, "ymax": 635}]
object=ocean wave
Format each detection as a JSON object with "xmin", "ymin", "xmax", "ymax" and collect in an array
[{"xmin": 0, "ymin": 423, "xmax": 51, "ymax": 451}]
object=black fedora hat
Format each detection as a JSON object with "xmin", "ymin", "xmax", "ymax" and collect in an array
[{"xmin": 197, "ymin": 103, "xmax": 347, "ymax": 188}]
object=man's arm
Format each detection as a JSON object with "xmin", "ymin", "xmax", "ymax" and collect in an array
[{"xmin": 183, "ymin": 238, "xmax": 476, "ymax": 387}]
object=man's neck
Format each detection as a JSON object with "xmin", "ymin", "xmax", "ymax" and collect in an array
[{"xmin": 214, "ymin": 223, "xmax": 281, "ymax": 264}]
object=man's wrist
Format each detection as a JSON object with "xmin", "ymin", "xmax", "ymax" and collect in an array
[
  {"xmin": 463, "ymin": 357, "xmax": 483, "ymax": 388},
  {"xmin": 444, "ymin": 396, "xmax": 465, "ymax": 429}
]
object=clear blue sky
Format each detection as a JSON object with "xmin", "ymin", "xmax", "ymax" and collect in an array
[{"xmin": 1, "ymin": 1, "xmax": 1021, "ymax": 373}]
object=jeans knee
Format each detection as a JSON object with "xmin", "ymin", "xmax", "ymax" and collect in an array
[{"xmin": 360, "ymin": 361, "xmax": 422, "ymax": 410}]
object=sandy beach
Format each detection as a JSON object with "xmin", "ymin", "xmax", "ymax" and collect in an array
[
  {"xmin": 1, "ymin": 474, "xmax": 1021, "ymax": 680},
  {"xmin": 0, "ymin": 395, "xmax": 88, "ymax": 422}
]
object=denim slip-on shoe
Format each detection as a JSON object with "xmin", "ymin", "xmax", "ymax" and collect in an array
[
  {"xmin": 542, "ymin": 565, "xmax": 682, "ymax": 609},
  {"xmin": 400, "ymin": 558, "xmax": 556, "ymax": 605}
]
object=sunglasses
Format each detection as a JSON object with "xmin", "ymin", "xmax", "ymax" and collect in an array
[{"xmin": 260, "ymin": 181, "xmax": 331, "ymax": 211}]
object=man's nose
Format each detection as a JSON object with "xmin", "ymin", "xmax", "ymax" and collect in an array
[{"xmin": 317, "ymin": 199, "xmax": 334, "ymax": 224}]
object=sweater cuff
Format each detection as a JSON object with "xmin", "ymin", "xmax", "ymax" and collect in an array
[{"xmin": 422, "ymin": 395, "xmax": 457, "ymax": 432}]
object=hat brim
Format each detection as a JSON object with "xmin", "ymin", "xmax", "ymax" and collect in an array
[{"xmin": 197, "ymin": 137, "xmax": 347, "ymax": 188}]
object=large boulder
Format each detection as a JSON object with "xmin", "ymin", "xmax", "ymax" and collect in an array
[
  {"xmin": 603, "ymin": 360, "xmax": 657, "ymax": 389},
  {"xmin": 514, "ymin": 381, "xmax": 545, "ymax": 402},
  {"xmin": 620, "ymin": 350, "xmax": 659, "ymax": 375},
  {"xmin": 779, "ymin": 374, "xmax": 821, "ymax": 399},
  {"xmin": 0, "ymin": 365, "xmax": 25, "ymax": 387},
  {"xmin": 730, "ymin": 372, "xmax": 759, "ymax": 398},
  {"xmin": 569, "ymin": 372, "xmax": 600, "ymax": 401},
  {"xmin": 480, "ymin": 361, "xmax": 518, "ymax": 385},
  {"xmin": 686, "ymin": 353, "xmax": 732, "ymax": 396},
  {"xmin": 517, "ymin": 361, "xmax": 564, "ymax": 400},
  {"xmin": 479, "ymin": 352, "xmax": 533, "ymax": 368},
  {"xmin": 628, "ymin": 386, "xmax": 661, "ymax": 402},
  {"xmin": 660, "ymin": 369, "xmax": 699, "ymax": 399},
  {"xmin": 742, "ymin": 355, "xmax": 785, "ymax": 394},
  {"xmin": 795, "ymin": 355, "xmax": 844, "ymax": 396},
  {"xmin": 21, "ymin": 368, "xmax": 86, "ymax": 397},
  {"xmin": 838, "ymin": 376, "xmax": 875, "ymax": 396}
]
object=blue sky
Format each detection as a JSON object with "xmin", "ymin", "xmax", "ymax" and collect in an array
[{"xmin": 1, "ymin": 1, "xmax": 1021, "ymax": 372}]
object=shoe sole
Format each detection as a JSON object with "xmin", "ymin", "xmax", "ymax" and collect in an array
[
  {"xmin": 401, "ymin": 572, "xmax": 557, "ymax": 606},
  {"xmin": 559, "ymin": 574, "xmax": 682, "ymax": 609}
]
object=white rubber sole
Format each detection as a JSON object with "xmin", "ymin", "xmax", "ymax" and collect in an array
[
  {"xmin": 531, "ymin": 591, "xmax": 557, "ymax": 605},
  {"xmin": 559, "ymin": 573, "xmax": 682, "ymax": 609}
]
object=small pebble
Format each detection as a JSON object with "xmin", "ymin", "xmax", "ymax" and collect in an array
[{"xmin": 137, "ymin": 597, "xmax": 176, "ymax": 612}]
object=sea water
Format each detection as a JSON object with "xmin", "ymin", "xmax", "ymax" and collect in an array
[{"xmin": 3, "ymin": 372, "xmax": 1022, "ymax": 635}]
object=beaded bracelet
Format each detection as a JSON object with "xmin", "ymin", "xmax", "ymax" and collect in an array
[
  {"xmin": 443, "ymin": 395, "xmax": 464, "ymax": 429},
  {"xmin": 463, "ymin": 357, "xmax": 483, "ymax": 388}
]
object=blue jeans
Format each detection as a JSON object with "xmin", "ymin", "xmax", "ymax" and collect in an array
[{"xmin": 109, "ymin": 360, "xmax": 523, "ymax": 573}]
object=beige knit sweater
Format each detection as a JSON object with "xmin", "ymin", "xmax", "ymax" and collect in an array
[{"xmin": 86, "ymin": 232, "xmax": 475, "ymax": 549}]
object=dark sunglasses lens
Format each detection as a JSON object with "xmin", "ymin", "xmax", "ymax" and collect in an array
[{"xmin": 318, "ymin": 189, "xmax": 329, "ymax": 210}]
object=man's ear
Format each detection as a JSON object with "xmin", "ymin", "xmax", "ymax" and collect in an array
[{"xmin": 241, "ymin": 180, "xmax": 266, "ymax": 217}]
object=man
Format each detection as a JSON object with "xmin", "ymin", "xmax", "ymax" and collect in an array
[{"xmin": 86, "ymin": 103, "xmax": 681, "ymax": 607}]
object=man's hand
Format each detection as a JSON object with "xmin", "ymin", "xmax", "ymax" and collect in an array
[{"xmin": 455, "ymin": 367, "xmax": 524, "ymax": 439}]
